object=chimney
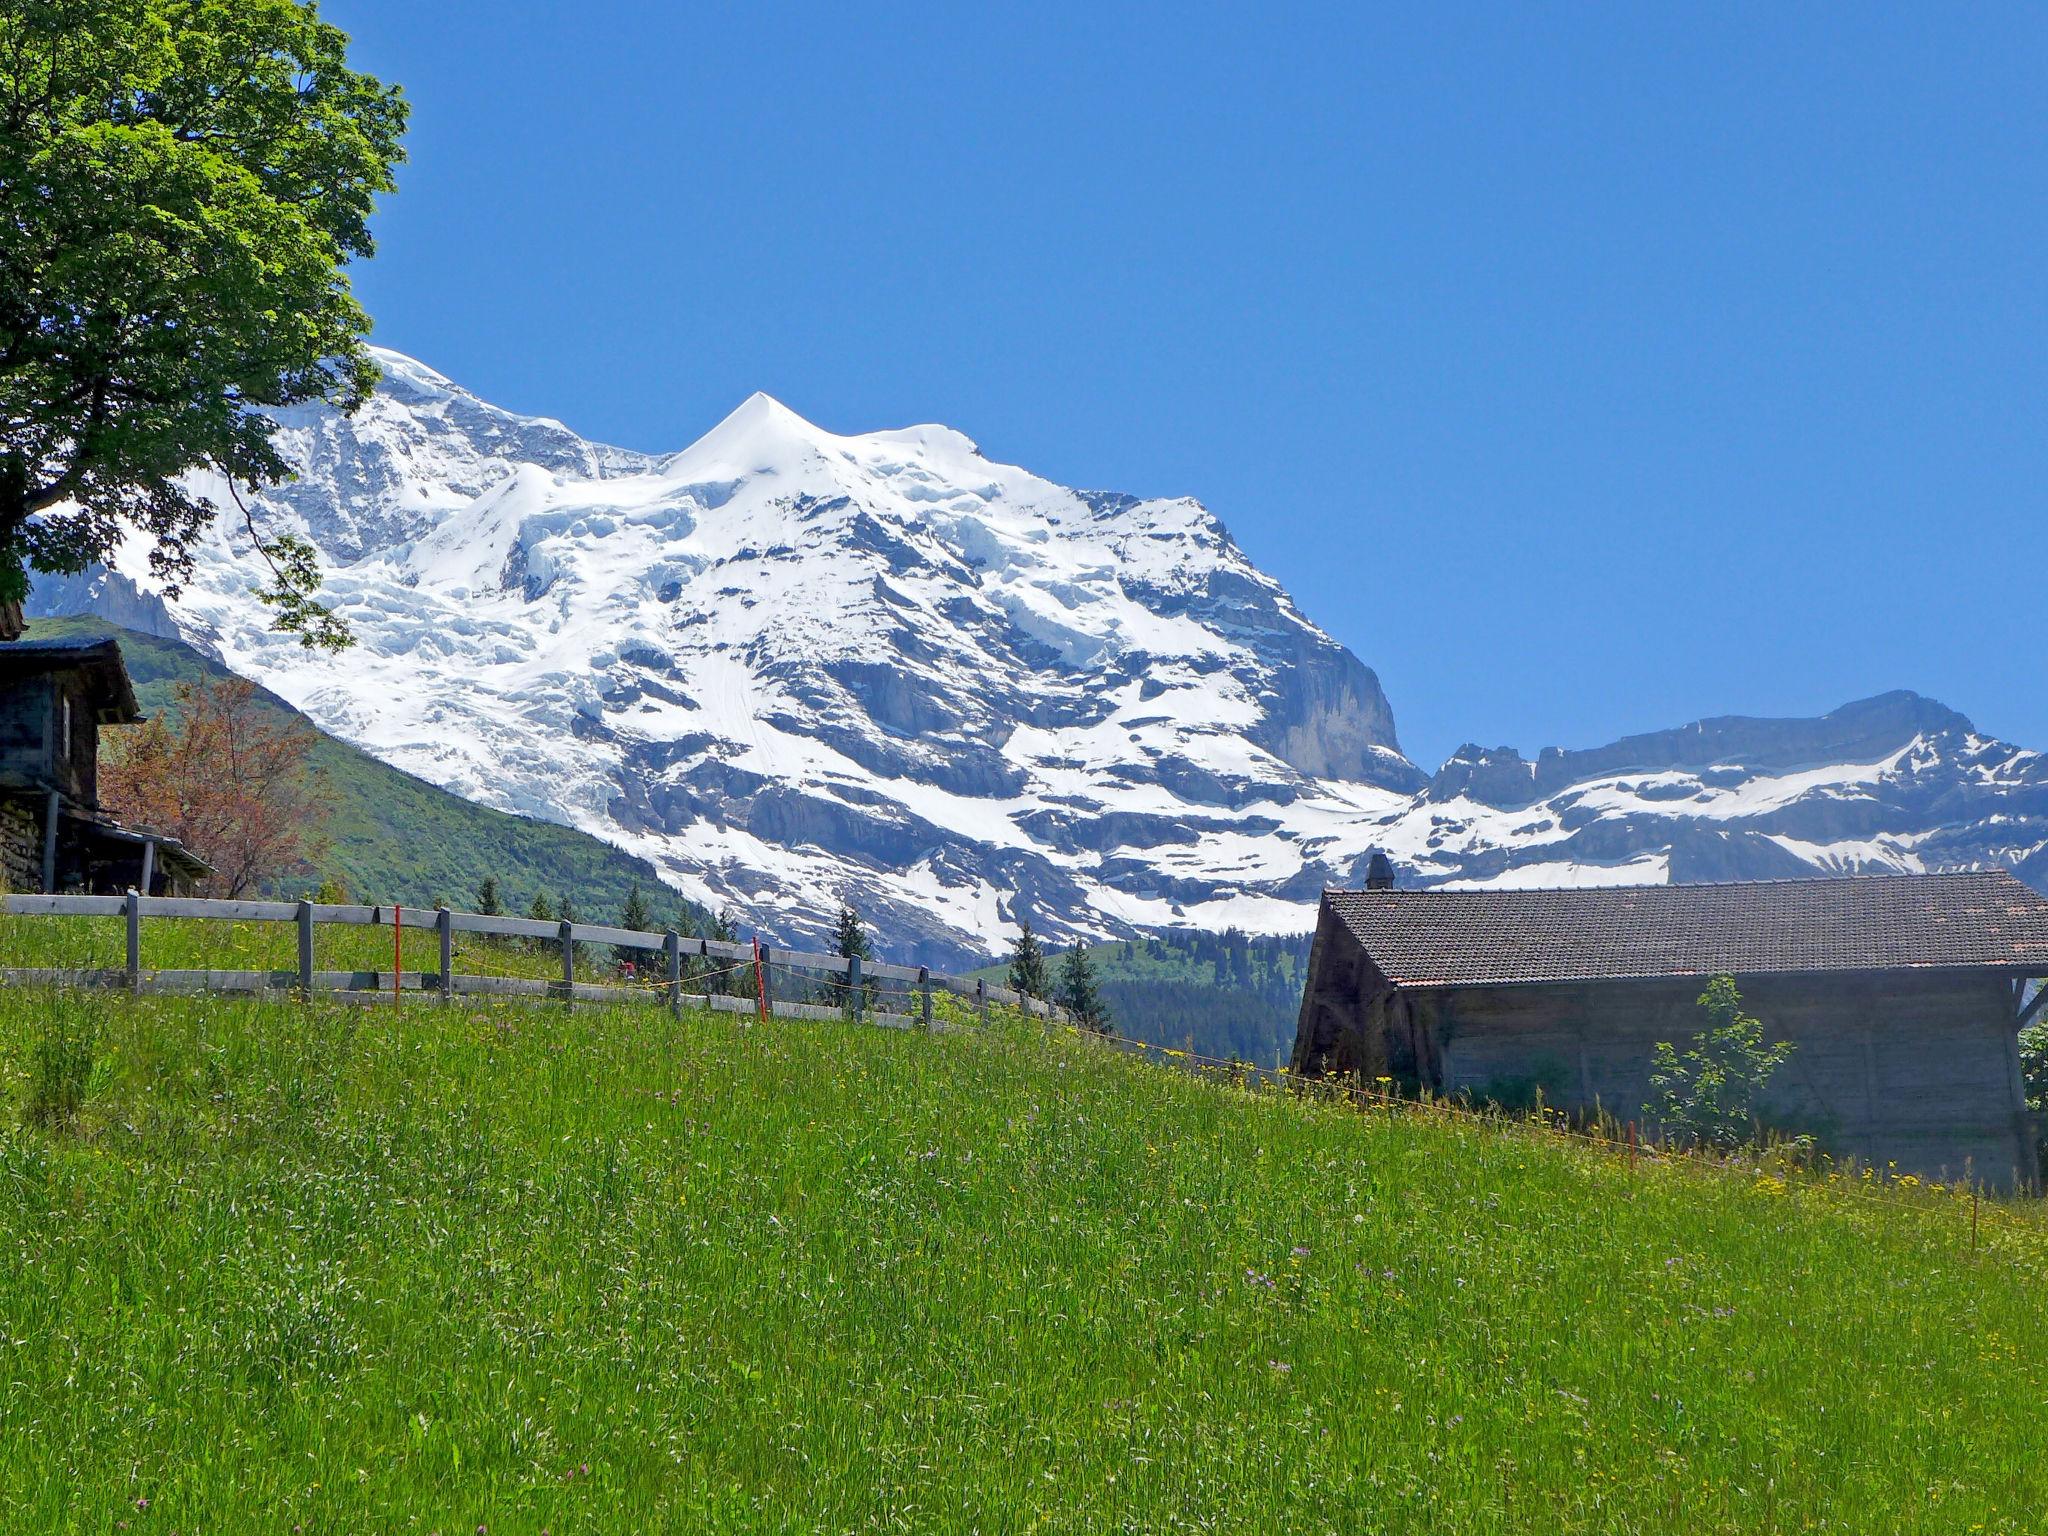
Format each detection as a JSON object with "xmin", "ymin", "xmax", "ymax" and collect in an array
[{"xmin": 1365, "ymin": 852, "xmax": 1396, "ymax": 891}]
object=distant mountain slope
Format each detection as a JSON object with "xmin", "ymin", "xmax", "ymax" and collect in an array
[
  {"xmin": 30, "ymin": 350, "xmax": 1415, "ymax": 965},
  {"xmin": 27, "ymin": 351, "xmax": 2048, "ymax": 964},
  {"xmin": 975, "ymin": 929, "xmax": 1313, "ymax": 1066},
  {"xmin": 1366, "ymin": 690, "xmax": 2048, "ymax": 893},
  {"xmin": 29, "ymin": 618, "xmax": 703, "ymax": 927}
]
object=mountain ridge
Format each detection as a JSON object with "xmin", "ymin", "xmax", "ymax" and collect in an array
[{"xmin": 26, "ymin": 350, "xmax": 2048, "ymax": 962}]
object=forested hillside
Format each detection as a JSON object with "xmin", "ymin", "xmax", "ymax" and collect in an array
[
  {"xmin": 31, "ymin": 618, "xmax": 704, "ymax": 929},
  {"xmin": 978, "ymin": 928, "xmax": 1313, "ymax": 1065}
]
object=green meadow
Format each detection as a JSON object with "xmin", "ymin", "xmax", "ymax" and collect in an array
[{"xmin": 0, "ymin": 979, "xmax": 2043, "ymax": 1533}]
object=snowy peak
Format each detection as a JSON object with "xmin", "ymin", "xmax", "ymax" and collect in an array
[
  {"xmin": 1425, "ymin": 691, "xmax": 1982, "ymax": 811},
  {"xmin": 28, "ymin": 350, "xmax": 2046, "ymax": 960}
]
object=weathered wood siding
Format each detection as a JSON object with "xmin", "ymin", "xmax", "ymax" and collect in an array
[
  {"xmin": 1432, "ymin": 971, "xmax": 2033, "ymax": 1188},
  {"xmin": 0, "ymin": 675, "xmax": 54, "ymax": 787}
]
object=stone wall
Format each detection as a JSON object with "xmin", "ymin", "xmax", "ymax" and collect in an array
[{"xmin": 0, "ymin": 798, "xmax": 42, "ymax": 893}]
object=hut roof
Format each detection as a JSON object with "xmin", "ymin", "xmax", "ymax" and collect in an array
[
  {"xmin": 1323, "ymin": 871, "xmax": 2048, "ymax": 988},
  {"xmin": 0, "ymin": 636, "xmax": 141, "ymax": 722}
]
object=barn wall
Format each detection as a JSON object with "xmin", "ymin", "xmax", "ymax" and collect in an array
[
  {"xmin": 0, "ymin": 676, "xmax": 54, "ymax": 786},
  {"xmin": 1291, "ymin": 911, "xmax": 1392, "ymax": 1077},
  {"xmin": 1433, "ymin": 972, "xmax": 2034, "ymax": 1188}
]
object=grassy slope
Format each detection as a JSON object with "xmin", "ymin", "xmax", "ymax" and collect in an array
[
  {"xmin": 1, "ymin": 987, "xmax": 2044, "ymax": 1532},
  {"xmin": 28, "ymin": 617, "xmax": 703, "ymax": 929}
]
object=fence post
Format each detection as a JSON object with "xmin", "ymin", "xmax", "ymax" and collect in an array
[
  {"xmin": 756, "ymin": 940, "xmax": 772, "ymax": 1022},
  {"xmin": 664, "ymin": 930, "xmax": 682, "ymax": 1017},
  {"xmin": 918, "ymin": 965, "xmax": 932, "ymax": 1030},
  {"xmin": 124, "ymin": 887, "xmax": 141, "ymax": 993},
  {"xmin": 437, "ymin": 906, "xmax": 454, "ymax": 1005},
  {"xmin": 846, "ymin": 952, "xmax": 863, "ymax": 1023},
  {"xmin": 296, "ymin": 899, "xmax": 314, "ymax": 999},
  {"xmin": 975, "ymin": 977, "xmax": 987, "ymax": 1024},
  {"xmin": 559, "ymin": 918, "xmax": 576, "ymax": 1002}
]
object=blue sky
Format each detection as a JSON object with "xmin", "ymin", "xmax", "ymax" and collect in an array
[{"xmin": 332, "ymin": 2, "xmax": 2046, "ymax": 772}]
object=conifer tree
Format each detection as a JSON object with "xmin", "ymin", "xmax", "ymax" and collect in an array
[
  {"xmin": 527, "ymin": 892, "xmax": 553, "ymax": 922},
  {"xmin": 1057, "ymin": 942, "xmax": 1111, "ymax": 1034},
  {"xmin": 834, "ymin": 901, "xmax": 878, "ymax": 1013},
  {"xmin": 620, "ymin": 883, "xmax": 651, "ymax": 933},
  {"xmin": 711, "ymin": 908, "xmax": 743, "ymax": 995},
  {"xmin": 1008, "ymin": 917, "xmax": 1050, "ymax": 1000},
  {"xmin": 616, "ymin": 883, "xmax": 655, "ymax": 977},
  {"xmin": 834, "ymin": 901, "xmax": 873, "ymax": 961},
  {"xmin": 475, "ymin": 876, "xmax": 501, "ymax": 916}
]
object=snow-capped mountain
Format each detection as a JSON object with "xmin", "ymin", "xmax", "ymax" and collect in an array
[{"xmin": 30, "ymin": 352, "xmax": 2048, "ymax": 963}]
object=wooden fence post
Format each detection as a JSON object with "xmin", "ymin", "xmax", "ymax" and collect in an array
[
  {"xmin": 559, "ymin": 919, "xmax": 576, "ymax": 1002},
  {"xmin": 918, "ymin": 966, "xmax": 932, "ymax": 1030},
  {"xmin": 846, "ymin": 952, "xmax": 863, "ymax": 1022},
  {"xmin": 124, "ymin": 888, "xmax": 141, "ymax": 993},
  {"xmin": 438, "ymin": 906, "xmax": 454, "ymax": 1004},
  {"xmin": 975, "ymin": 977, "xmax": 987, "ymax": 1024},
  {"xmin": 664, "ymin": 930, "xmax": 682, "ymax": 1017},
  {"xmin": 296, "ymin": 899, "xmax": 315, "ymax": 999},
  {"xmin": 756, "ymin": 941, "xmax": 772, "ymax": 1022}
]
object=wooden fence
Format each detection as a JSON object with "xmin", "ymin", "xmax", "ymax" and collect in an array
[{"xmin": 0, "ymin": 893, "xmax": 1070, "ymax": 1029}]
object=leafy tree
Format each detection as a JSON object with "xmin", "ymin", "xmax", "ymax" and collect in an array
[
  {"xmin": 1057, "ymin": 942, "xmax": 1111, "ymax": 1035},
  {"xmin": 101, "ymin": 675, "xmax": 331, "ymax": 895},
  {"xmin": 0, "ymin": 0, "xmax": 406, "ymax": 644},
  {"xmin": 1007, "ymin": 917, "xmax": 1049, "ymax": 1001},
  {"xmin": 1646, "ymin": 976, "xmax": 1797, "ymax": 1152},
  {"xmin": 474, "ymin": 876, "xmax": 501, "ymax": 917},
  {"xmin": 2020, "ymin": 1007, "xmax": 2047, "ymax": 1115}
]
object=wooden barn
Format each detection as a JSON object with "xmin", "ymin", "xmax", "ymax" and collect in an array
[
  {"xmin": 1292, "ymin": 861, "xmax": 2048, "ymax": 1189},
  {"xmin": 0, "ymin": 633, "xmax": 208, "ymax": 895}
]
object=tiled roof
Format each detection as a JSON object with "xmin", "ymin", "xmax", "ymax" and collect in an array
[{"xmin": 1325, "ymin": 871, "xmax": 2048, "ymax": 988}]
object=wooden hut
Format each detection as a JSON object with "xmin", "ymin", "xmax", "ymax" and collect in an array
[
  {"xmin": 0, "ymin": 635, "xmax": 208, "ymax": 894},
  {"xmin": 1292, "ymin": 864, "xmax": 2048, "ymax": 1189}
]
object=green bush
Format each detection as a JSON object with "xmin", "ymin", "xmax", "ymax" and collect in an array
[{"xmin": 1647, "ymin": 975, "xmax": 1796, "ymax": 1152}]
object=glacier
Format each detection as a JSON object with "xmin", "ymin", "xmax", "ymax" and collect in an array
[{"xmin": 29, "ymin": 350, "xmax": 2048, "ymax": 964}]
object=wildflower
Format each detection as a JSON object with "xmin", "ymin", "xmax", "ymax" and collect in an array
[
  {"xmin": 1270, "ymin": 1360, "xmax": 1292, "ymax": 1373},
  {"xmin": 1291, "ymin": 1245, "xmax": 1310, "ymax": 1259}
]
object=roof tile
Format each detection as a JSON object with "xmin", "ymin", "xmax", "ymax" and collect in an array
[{"xmin": 1326, "ymin": 871, "xmax": 2048, "ymax": 987}]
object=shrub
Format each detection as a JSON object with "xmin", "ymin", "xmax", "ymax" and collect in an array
[{"xmin": 1646, "ymin": 975, "xmax": 1795, "ymax": 1152}]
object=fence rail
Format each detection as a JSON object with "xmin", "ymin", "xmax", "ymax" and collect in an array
[{"xmin": 0, "ymin": 892, "xmax": 1071, "ymax": 1028}]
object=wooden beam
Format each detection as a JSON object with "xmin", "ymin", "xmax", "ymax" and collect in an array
[{"xmin": 2018, "ymin": 982, "xmax": 2048, "ymax": 1029}]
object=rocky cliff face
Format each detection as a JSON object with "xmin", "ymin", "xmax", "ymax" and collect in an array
[{"xmin": 30, "ymin": 352, "xmax": 2047, "ymax": 961}]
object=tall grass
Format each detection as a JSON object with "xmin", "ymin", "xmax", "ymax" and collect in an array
[{"xmin": 0, "ymin": 986, "xmax": 2043, "ymax": 1531}]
